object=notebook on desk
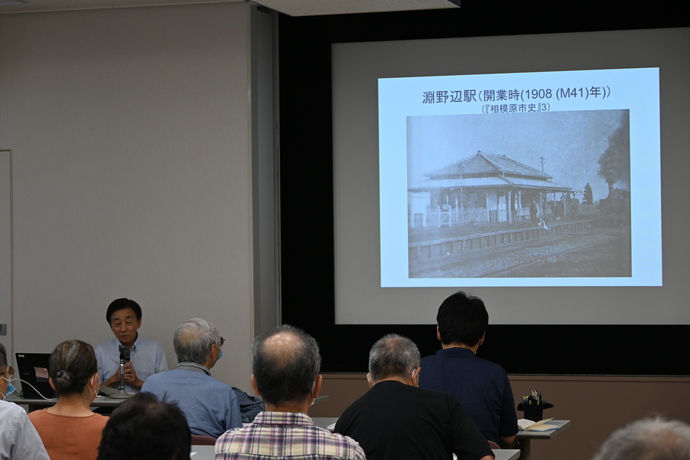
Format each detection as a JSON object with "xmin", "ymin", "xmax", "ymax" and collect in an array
[{"xmin": 15, "ymin": 352, "xmax": 55, "ymax": 399}]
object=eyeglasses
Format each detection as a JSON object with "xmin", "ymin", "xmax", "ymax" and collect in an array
[
  {"xmin": 218, "ymin": 337, "xmax": 225, "ymax": 347},
  {"xmin": 1, "ymin": 366, "xmax": 13, "ymax": 376}
]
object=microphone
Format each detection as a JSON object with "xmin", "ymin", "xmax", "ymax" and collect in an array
[
  {"xmin": 118, "ymin": 345, "xmax": 130, "ymax": 392},
  {"xmin": 110, "ymin": 345, "xmax": 134, "ymax": 399}
]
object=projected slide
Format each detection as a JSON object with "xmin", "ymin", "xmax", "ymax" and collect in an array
[{"xmin": 379, "ymin": 68, "xmax": 661, "ymax": 288}]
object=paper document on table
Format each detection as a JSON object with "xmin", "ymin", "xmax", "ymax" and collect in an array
[{"xmin": 518, "ymin": 418, "xmax": 558, "ymax": 431}]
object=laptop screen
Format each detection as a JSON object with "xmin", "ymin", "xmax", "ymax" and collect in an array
[{"xmin": 15, "ymin": 352, "xmax": 55, "ymax": 399}]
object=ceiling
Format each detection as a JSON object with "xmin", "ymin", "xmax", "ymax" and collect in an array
[{"xmin": 0, "ymin": 0, "xmax": 460, "ymax": 16}]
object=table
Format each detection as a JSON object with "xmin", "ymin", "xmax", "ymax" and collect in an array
[
  {"xmin": 516, "ymin": 419, "xmax": 571, "ymax": 460},
  {"xmin": 191, "ymin": 445, "xmax": 214, "ymax": 459},
  {"xmin": 6, "ymin": 394, "xmax": 126, "ymax": 412},
  {"xmin": 312, "ymin": 416, "xmax": 339, "ymax": 430},
  {"xmin": 191, "ymin": 445, "xmax": 519, "ymax": 460},
  {"xmin": 495, "ymin": 450, "xmax": 521, "ymax": 460}
]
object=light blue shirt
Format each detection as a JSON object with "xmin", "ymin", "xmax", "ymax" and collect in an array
[
  {"xmin": 0, "ymin": 399, "xmax": 51, "ymax": 460},
  {"xmin": 95, "ymin": 335, "xmax": 168, "ymax": 393},
  {"xmin": 141, "ymin": 365, "xmax": 242, "ymax": 438}
]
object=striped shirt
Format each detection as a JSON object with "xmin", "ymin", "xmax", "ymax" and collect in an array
[{"xmin": 215, "ymin": 411, "xmax": 366, "ymax": 460}]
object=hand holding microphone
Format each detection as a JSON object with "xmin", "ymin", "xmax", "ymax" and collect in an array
[
  {"xmin": 118, "ymin": 345, "xmax": 129, "ymax": 391},
  {"xmin": 118, "ymin": 345, "xmax": 141, "ymax": 387},
  {"xmin": 109, "ymin": 345, "xmax": 136, "ymax": 399}
]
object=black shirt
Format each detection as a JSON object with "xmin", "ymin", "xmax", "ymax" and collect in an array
[{"xmin": 335, "ymin": 380, "xmax": 494, "ymax": 460}]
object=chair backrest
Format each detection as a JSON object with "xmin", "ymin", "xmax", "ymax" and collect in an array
[
  {"xmin": 488, "ymin": 440, "xmax": 501, "ymax": 449},
  {"xmin": 191, "ymin": 434, "xmax": 217, "ymax": 446}
]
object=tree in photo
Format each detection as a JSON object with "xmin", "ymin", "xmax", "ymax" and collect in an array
[
  {"xmin": 598, "ymin": 112, "xmax": 630, "ymax": 197},
  {"xmin": 583, "ymin": 183, "xmax": 593, "ymax": 205}
]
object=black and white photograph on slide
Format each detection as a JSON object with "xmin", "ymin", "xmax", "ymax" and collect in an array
[{"xmin": 406, "ymin": 110, "xmax": 631, "ymax": 279}]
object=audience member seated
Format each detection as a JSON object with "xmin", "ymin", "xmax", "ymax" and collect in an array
[
  {"xmin": 215, "ymin": 325, "xmax": 366, "ymax": 460},
  {"xmin": 141, "ymin": 318, "xmax": 242, "ymax": 437},
  {"xmin": 592, "ymin": 417, "xmax": 690, "ymax": 460},
  {"xmin": 0, "ymin": 342, "xmax": 51, "ymax": 460},
  {"xmin": 28, "ymin": 339, "xmax": 109, "ymax": 460},
  {"xmin": 419, "ymin": 291, "xmax": 518, "ymax": 447},
  {"xmin": 232, "ymin": 384, "xmax": 264, "ymax": 423},
  {"xmin": 335, "ymin": 334, "xmax": 494, "ymax": 460},
  {"xmin": 96, "ymin": 392, "xmax": 191, "ymax": 460},
  {"xmin": 96, "ymin": 298, "xmax": 168, "ymax": 393}
]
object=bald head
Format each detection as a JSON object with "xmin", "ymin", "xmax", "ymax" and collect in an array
[{"xmin": 251, "ymin": 325, "xmax": 321, "ymax": 406}]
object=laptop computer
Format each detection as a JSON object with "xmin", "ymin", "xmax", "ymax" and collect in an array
[{"xmin": 15, "ymin": 352, "xmax": 55, "ymax": 399}]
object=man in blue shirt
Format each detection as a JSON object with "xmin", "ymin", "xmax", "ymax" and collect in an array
[
  {"xmin": 141, "ymin": 318, "xmax": 242, "ymax": 438},
  {"xmin": 96, "ymin": 298, "xmax": 168, "ymax": 393},
  {"xmin": 419, "ymin": 291, "xmax": 518, "ymax": 448}
]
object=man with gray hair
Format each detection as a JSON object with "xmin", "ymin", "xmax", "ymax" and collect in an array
[
  {"xmin": 141, "ymin": 318, "xmax": 242, "ymax": 437},
  {"xmin": 0, "ymin": 342, "xmax": 51, "ymax": 459},
  {"xmin": 215, "ymin": 325, "xmax": 366, "ymax": 460},
  {"xmin": 592, "ymin": 417, "xmax": 690, "ymax": 460},
  {"xmin": 335, "ymin": 334, "xmax": 494, "ymax": 460}
]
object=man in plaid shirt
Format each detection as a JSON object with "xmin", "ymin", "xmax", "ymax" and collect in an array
[{"xmin": 215, "ymin": 325, "xmax": 366, "ymax": 460}]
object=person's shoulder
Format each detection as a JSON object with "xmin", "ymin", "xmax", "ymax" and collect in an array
[
  {"xmin": 372, "ymin": 380, "xmax": 446, "ymax": 403},
  {"xmin": 0, "ymin": 399, "xmax": 26, "ymax": 417},
  {"xmin": 473, "ymin": 355, "xmax": 509, "ymax": 375},
  {"xmin": 1, "ymin": 399, "xmax": 22, "ymax": 411},
  {"xmin": 90, "ymin": 412, "xmax": 110, "ymax": 424},
  {"xmin": 294, "ymin": 423, "xmax": 365, "ymax": 460},
  {"xmin": 414, "ymin": 384, "xmax": 451, "ymax": 397},
  {"xmin": 327, "ymin": 429, "xmax": 360, "ymax": 443},
  {"xmin": 135, "ymin": 336, "xmax": 163, "ymax": 348},
  {"xmin": 26, "ymin": 407, "xmax": 49, "ymax": 422},
  {"xmin": 327, "ymin": 431, "xmax": 367, "ymax": 459},
  {"xmin": 328, "ymin": 430, "xmax": 365, "ymax": 446},
  {"xmin": 418, "ymin": 388, "xmax": 473, "ymax": 421},
  {"xmin": 67, "ymin": 412, "xmax": 110, "ymax": 429},
  {"xmin": 95, "ymin": 338, "xmax": 118, "ymax": 351},
  {"xmin": 420, "ymin": 353, "xmax": 439, "ymax": 364},
  {"xmin": 141, "ymin": 368, "xmax": 169, "ymax": 386},
  {"xmin": 437, "ymin": 347, "xmax": 505, "ymax": 373},
  {"xmin": 84, "ymin": 413, "xmax": 110, "ymax": 433},
  {"xmin": 335, "ymin": 392, "xmax": 375, "ymax": 432},
  {"xmin": 216, "ymin": 426, "xmax": 243, "ymax": 441},
  {"xmin": 207, "ymin": 374, "xmax": 231, "ymax": 385},
  {"xmin": 420, "ymin": 353, "xmax": 445, "ymax": 376},
  {"xmin": 1, "ymin": 400, "xmax": 34, "ymax": 429},
  {"xmin": 215, "ymin": 425, "xmax": 257, "ymax": 454},
  {"xmin": 413, "ymin": 384, "xmax": 465, "ymax": 408},
  {"xmin": 175, "ymin": 370, "xmax": 234, "ymax": 396},
  {"xmin": 208, "ymin": 376, "xmax": 236, "ymax": 394},
  {"xmin": 1, "ymin": 401, "xmax": 38, "ymax": 436}
]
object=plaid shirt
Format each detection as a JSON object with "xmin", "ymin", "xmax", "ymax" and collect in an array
[{"xmin": 215, "ymin": 411, "xmax": 366, "ymax": 460}]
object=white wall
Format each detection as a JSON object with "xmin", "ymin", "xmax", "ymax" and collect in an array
[{"xmin": 0, "ymin": 3, "xmax": 258, "ymax": 390}]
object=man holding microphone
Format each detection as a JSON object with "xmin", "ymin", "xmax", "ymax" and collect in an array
[{"xmin": 95, "ymin": 298, "xmax": 168, "ymax": 393}]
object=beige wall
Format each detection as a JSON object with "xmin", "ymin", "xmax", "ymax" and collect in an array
[
  {"xmin": 312, "ymin": 374, "xmax": 690, "ymax": 460},
  {"xmin": 0, "ymin": 3, "xmax": 257, "ymax": 390}
]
